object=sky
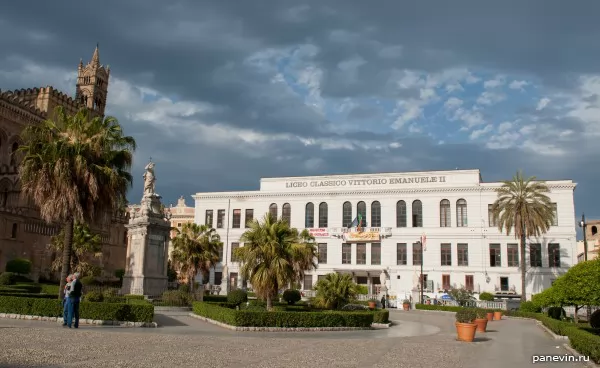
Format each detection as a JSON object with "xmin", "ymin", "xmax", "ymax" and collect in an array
[{"xmin": 0, "ymin": 1, "xmax": 599, "ymax": 228}]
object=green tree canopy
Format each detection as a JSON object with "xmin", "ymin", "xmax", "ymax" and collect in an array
[
  {"xmin": 49, "ymin": 221, "xmax": 102, "ymax": 277},
  {"xmin": 313, "ymin": 272, "xmax": 358, "ymax": 310}
]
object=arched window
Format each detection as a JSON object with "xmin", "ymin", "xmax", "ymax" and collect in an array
[
  {"xmin": 357, "ymin": 201, "xmax": 367, "ymax": 227},
  {"xmin": 396, "ymin": 200, "xmax": 407, "ymax": 227},
  {"xmin": 318, "ymin": 202, "xmax": 328, "ymax": 228},
  {"xmin": 440, "ymin": 199, "xmax": 451, "ymax": 227},
  {"xmin": 371, "ymin": 201, "xmax": 381, "ymax": 227},
  {"xmin": 591, "ymin": 225, "xmax": 598, "ymax": 236},
  {"xmin": 10, "ymin": 142, "xmax": 18, "ymax": 166},
  {"xmin": 305, "ymin": 202, "xmax": 314, "ymax": 228},
  {"xmin": 269, "ymin": 203, "xmax": 278, "ymax": 220},
  {"xmin": 412, "ymin": 200, "xmax": 423, "ymax": 227},
  {"xmin": 282, "ymin": 203, "xmax": 291, "ymax": 224},
  {"xmin": 342, "ymin": 201, "xmax": 352, "ymax": 227},
  {"xmin": 456, "ymin": 199, "xmax": 468, "ymax": 227}
]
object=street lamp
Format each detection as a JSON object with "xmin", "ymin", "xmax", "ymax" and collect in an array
[
  {"xmin": 418, "ymin": 240, "xmax": 424, "ymax": 304},
  {"xmin": 579, "ymin": 214, "xmax": 588, "ymax": 262}
]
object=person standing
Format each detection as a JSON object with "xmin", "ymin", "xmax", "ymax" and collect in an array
[
  {"xmin": 66, "ymin": 272, "xmax": 82, "ymax": 328},
  {"xmin": 62, "ymin": 275, "xmax": 73, "ymax": 327}
]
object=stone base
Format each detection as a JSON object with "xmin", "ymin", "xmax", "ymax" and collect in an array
[
  {"xmin": 0, "ymin": 313, "xmax": 157, "ymax": 327},
  {"xmin": 121, "ymin": 275, "xmax": 168, "ymax": 297}
]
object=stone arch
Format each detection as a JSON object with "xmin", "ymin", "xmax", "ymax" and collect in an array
[{"xmin": 7, "ymin": 135, "xmax": 22, "ymax": 166}]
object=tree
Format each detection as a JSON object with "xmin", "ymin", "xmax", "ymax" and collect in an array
[
  {"xmin": 49, "ymin": 221, "xmax": 103, "ymax": 277},
  {"xmin": 18, "ymin": 106, "xmax": 136, "ymax": 298},
  {"xmin": 171, "ymin": 223, "xmax": 222, "ymax": 294},
  {"xmin": 491, "ymin": 171, "xmax": 555, "ymax": 301},
  {"xmin": 313, "ymin": 272, "xmax": 358, "ymax": 309},
  {"xmin": 234, "ymin": 213, "xmax": 315, "ymax": 310},
  {"xmin": 290, "ymin": 228, "xmax": 317, "ymax": 286},
  {"xmin": 448, "ymin": 287, "xmax": 474, "ymax": 306}
]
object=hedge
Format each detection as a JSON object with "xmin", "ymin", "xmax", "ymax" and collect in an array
[
  {"xmin": 192, "ymin": 302, "xmax": 378, "ymax": 328},
  {"xmin": 414, "ymin": 304, "xmax": 599, "ymax": 363},
  {"xmin": 0, "ymin": 296, "xmax": 154, "ymax": 322}
]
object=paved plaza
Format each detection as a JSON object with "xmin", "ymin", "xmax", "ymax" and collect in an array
[{"xmin": 0, "ymin": 310, "xmax": 586, "ymax": 368}]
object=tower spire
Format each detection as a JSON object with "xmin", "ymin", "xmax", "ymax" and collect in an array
[{"xmin": 91, "ymin": 43, "xmax": 100, "ymax": 66}]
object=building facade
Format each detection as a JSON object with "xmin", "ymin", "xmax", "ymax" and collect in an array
[
  {"xmin": 0, "ymin": 46, "xmax": 128, "ymax": 280},
  {"xmin": 577, "ymin": 219, "xmax": 600, "ymax": 262},
  {"xmin": 193, "ymin": 169, "xmax": 577, "ymax": 300}
]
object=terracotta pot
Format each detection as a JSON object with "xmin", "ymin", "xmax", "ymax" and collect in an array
[
  {"xmin": 486, "ymin": 312, "xmax": 494, "ymax": 321},
  {"xmin": 494, "ymin": 311, "xmax": 502, "ymax": 320},
  {"xmin": 368, "ymin": 301, "xmax": 376, "ymax": 310},
  {"xmin": 474, "ymin": 318, "xmax": 488, "ymax": 332},
  {"xmin": 403, "ymin": 303, "xmax": 410, "ymax": 311},
  {"xmin": 455, "ymin": 322, "xmax": 477, "ymax": 342}
]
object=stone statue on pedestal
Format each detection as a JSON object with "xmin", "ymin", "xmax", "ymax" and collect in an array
[
  {"xmin": 219, "ymin": 265, "xmax": 229, "ymax": 296},
  {"xmin": 143, "ymin": 161, "xmax": 156, "ymax": 197}
]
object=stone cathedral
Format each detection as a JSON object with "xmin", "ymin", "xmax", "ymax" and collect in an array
[{"xmin": 0, "ymin": 46, "xmax": 128, "ymax": 281}]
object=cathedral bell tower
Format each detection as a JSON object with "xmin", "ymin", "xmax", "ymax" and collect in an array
[{"xmin": 75, "ymin": 44, "xmax": 110, "ymax": 117}]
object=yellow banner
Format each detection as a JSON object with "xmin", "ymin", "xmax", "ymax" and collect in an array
[{"xmin": 344, "ymin": 231, "xmax": 380, "ymax": 242}]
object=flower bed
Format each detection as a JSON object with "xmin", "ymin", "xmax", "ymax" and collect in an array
[
  {"xmin": 192, "ymin": 301, "xmax": 388, "ymax": 328},
  {"xmin": 415, "ymin": 304, "xmax": 599, "ymax": 363}
]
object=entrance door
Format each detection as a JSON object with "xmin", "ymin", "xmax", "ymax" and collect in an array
[{"xmin": 500, "ymin": 277, "xmax": 509, "ymax": 291}]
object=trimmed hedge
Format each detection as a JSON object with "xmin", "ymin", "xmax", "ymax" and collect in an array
[
  {"xmin": 193, "ymin": 302, "xmax": 377, "ymax": 328},
  {"xmin": 203, "ymin": 295, "xmax": 228, "ymax": 303},
  {"xmin": 0, "ymin": 296, "xmax": 154, "ymax": 322},
  {"xmin": 415, "ymin": 304, "xmax": 599, "ymax": 363},
  {"xmin": 373, "ymin": 309, "xmax": 389, "ymax": 324}
]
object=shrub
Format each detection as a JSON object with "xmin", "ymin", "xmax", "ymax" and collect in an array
[
  {"xmin": 547, "ymin": 306, "xmax": 566, "ymax": 320},
  {"xmin": 85, "ymin": 290, "xmax": 104, "ymax": 302},
  {"xmin": 81, "ymin": 276, "xmax": 96, "ymax": 286},
  {"xmin": 0, "ymin": 272, "xmax": 16, "ymax": 286},
  {"xmin": 519, "ymin": 301, "xmax": 542, "ymax": 313},
  {"xmin": 102, "ymin": 288, "xmax": 118, "ymax": 298},
  {"xmin": 590, "ymin": 310, "xmax": 600, "ymax": 329},
  {"xmin": 448, "ymin": 287, "xmax": 473, "ymax": 306},
  {"xmin": 355, "ymin": 285, "xmax": 369, "ymax": 295},
  {"xmin": 282, "ymin": 289, "xmax": 301, "ymax": 305},
  {"xmin": 5, "ymin": 259, "xmax": 32, "ymax": 275},
  {"xmin": 227, "ymin": 289, "xmax": 248, "ymax": 307},
  {"xmin": 313, "ymin": 273, "xmax": 358, "ymax": 309},
  {"xmin": 40, "ymin": 284, "xmax": 60, "ymax": 295},
  {"xmin": 475, "ymin": 308, "xmax": 489, "ymax": 319},
  {"xmin": 455, "ymin": 308, "xmax": 477, "ymax": 323},
  {"xmin": 203, "ymin": 295, "xmax": 228, "ymax": 303},
  {"xmin": 341, "ymin": 304, "xmax": 368, "ymax": 311},
  {"xmin": 114, "ymin": 269, "xmax": 125, "ymax": 280},
  {"xmin": 124, "ymin": 294, "xmax": 145, "ymax": 300},
  {"xmin": 373, "ymin": 309, "xmax": 389, "ymax": 324},
  {"xmin": 11, "ymin": 284, "xmax": 41, "ymax": 293},
  {"xmin": 478, "ymin": 292, "xmax": 494, "ymax": 301},
  {"xmin": 159, "ymin": 290, "xmax": 192, "ymax": 306}
]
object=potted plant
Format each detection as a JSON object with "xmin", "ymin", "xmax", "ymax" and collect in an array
[
  {"xmin": 455, "ymin": 308, "xmax": 478, "ymax": 342},
  {"xmin": 486, "ymin": 311, "xmax": 494, "ymax": 321},
  {"xmin": 402, "ymin": 299, "xmax": 411, "ymax": 311},
  {"xmin": 474, "ymin": 309, "xmax": 488, "ymax": 332},
  {"xmin": 368, "ymin": 298, "xmax": 377, "ymax": 310},
  {"xmin": 493, "ymin": 310, "xmax": 503, "ymax": 320}
]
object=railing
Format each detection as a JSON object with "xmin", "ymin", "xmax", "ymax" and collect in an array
[{"xmin": 438, "ymin": 299, "xmax": 510, "ymax": 310}]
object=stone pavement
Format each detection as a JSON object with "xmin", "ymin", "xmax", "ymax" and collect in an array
[{"xmin": 0, "ymin": 310, "xmax": 586, "ymax": 368}]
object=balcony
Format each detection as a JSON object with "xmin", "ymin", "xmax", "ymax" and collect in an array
[{"xmin": 329, "ymin": 227, "xmax": 393, "ymax": 241}]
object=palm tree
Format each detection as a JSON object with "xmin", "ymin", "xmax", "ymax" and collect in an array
[
  {"xmin": 18, "ymin": 106, "xmax": 136, "ymax": 298},
  {"xmin": 171, "ymin": 223, "xmax": 222, "ymax": 294},
  {"xmin": 49, "ymin": 221, "xmax": 102, "ymax": 276},
  {"xmin": 491, "ymin": 171, "xmax": 555, "ymax": 301},
  {"xmin": 235, "ymin": 213, "xmax": 315, "ymax": 310},
  {"xmin": 291, "ymin": 228, "xmax": 317, "ymax": 287},
  {"xmin": 313, "ymin": 273, "xmax": 358, "ymax": 309}
]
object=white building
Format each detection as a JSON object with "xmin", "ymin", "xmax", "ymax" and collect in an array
[{"xmin": 192, "ymin": 169, "xmax": 577, "ymax": 300}]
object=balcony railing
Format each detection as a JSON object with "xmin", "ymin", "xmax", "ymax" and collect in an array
[{"xmin": 329, "ymin": 227, "xmax": 393, "ymax": 238}]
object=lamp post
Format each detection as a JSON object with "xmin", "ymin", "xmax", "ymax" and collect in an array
[
  {"xmin": 418, "ymin": 240, "xmax": 423, "ymax": 304},
  {"xmin": 579, "ymin": 214, "xmax": 588, "ymax": 262}
]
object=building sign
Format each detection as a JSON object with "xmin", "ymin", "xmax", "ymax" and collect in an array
[
  {"xmin": 343, "ymin": 231, "xmax": 380, "ymax": 242},
  {"xmin": 308, "ymin": 228, "xmax": 329, "ymax": 238},
  {"xmin": 285, "ymin": 176, "xmax": 446, "ymax": 189}
]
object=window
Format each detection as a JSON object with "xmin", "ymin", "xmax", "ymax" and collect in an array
[
  {"xmin": 592, "ymin": 225, "xmax": 598, "ymax": 236},
  {"xmin": 305, "ymin": 202, "xmax": 314, "ymax": 228},
  {"xmin": 456, "ymin": 199, "xmax": 467, "ymax": 227},
  {"xmin": 205, "ymin": 210, "xmax": 213, "ymax": 227},
  {"xmin": 412, "ymin": 200, "xmax": 423, "ymax": 227},
  {"xmin": 282, "ymin": 203, "xmax": 291, "ymax": 224},
  {"xmin": 342, "ymin": 243, "xmax": 351, "ymax": 264},
  {"xmin": 10, "ymin": 142, "xmax": 18, "ymax": 166},
  {"xmin": 342, "ymin": 202, "xmax": 352, "ymax": 227},
  {"xmin": 488, "ymin": 204, "xmax": 497, "ymax": 227},
  {"xmin": 551, "ymin": 203, "xmax": 558, "ymax": 226},
  {"xmin": 303, "ymin": 275, "xmax": 313, "ymax": 290},
  {"xmin": 356, "ymin": 243, "xmax": 366, "ymax": 265},
  {"xmin": 439, "ymin": 199, "xmax": 451, "ymax": 227},
  {"xmin": 10, "ymin": 223, "xmax": 17, "ymax": 239},
  {"xmin": 269, "ymin": 203, "xmax": 277, "ymax": 220},
  {"xmin": 318, "ymin": 243, "xmax": 327, "ymax": 264},
  {"xmin": 412, "ymin": 242, "xmax": 422, "ymax": 265},
  {"xmin": 457, "ymin": 243, "xmax": 468, "ymax": 266},
  {"xmin": 232, "ymin": 209, "xmax": 241, "ymax": 228},
  {"xmin": 231, "ymin": 242, "xmax": 240, "ymax": 262},
  {"xmin": 465, "ymin": 275, "xmax": 474, "ymax": 291},
  {"xmin": 489, "ymin": 243, "xmax": 501, "ymax": 267},
  {"xmin": 500, "ymin": 277, "xmax": 509, "ymax": 291},
  {"xmin": 440, "ymin": 243, "xmax": 452, "ymax": 266},
  {"xmin": 214, "ymin": 272, "xmax": 222, "ymax": 286},
  {"xmin": 396, "ymin": 243, "xmax": 407, "ymax": 265},
  {"xmin": 442, "ymin": 274, "xmax": 450, "ymax": 290},
  {"xmin": 371, "ymin": 201, "xmax": 381, "ymax": 227},
  {"xmin": 318, "ymin": 202, "xmax": 328, "ymax": 228},
  {"xmin": 217, "ymin": 210, "xmax": 225, "ymax": 228},
  {"xmin": 530, "ymin": 243, "xmax": 542, "ymax": 267},
  {"xmin": 218, "ymin": 245, "xmax": 224, "ymax": 262},
  {"xmin": 177, "ymin": 223, "xmax": 182, "ymax": 227},
  {"xmin": 371, "ymin": 243, "xmax": 381, "ymax": 265},
  {"xmin": 396, "ymin": 200, "xmax": 407, "ymax": 227},
  {"xmin": 357, "ymin": 201, "xmax": 367, "ymax": 226},
  {"xmin": 245, "ymin": 209, "xmax": 253, "ymax": 227},
  {"xmin": 548, "ymin": 243, "xmax": 560, "ymax": 267},
  {"xmin": 507, "ymin": 243, "xmax": 519, "ymax": 267}
]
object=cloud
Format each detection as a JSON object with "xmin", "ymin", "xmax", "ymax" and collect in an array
[
  {"xmin": 470, "ymin": 124, "xmax": 493, "ymax": 140},
  {"xmin": 536, "ymin": 97, "xmax": 551, "ymax": 110},
  {"xmin": 509, "ymin": 80, "xmax": 528, "ymax": 90},
  {"xmin": 483, "ymin": 75, "xmax": 506, "ymax": 89},
  {"xmin": 477, "ymin": 91, "xmax": 506, "ymax": 106}
]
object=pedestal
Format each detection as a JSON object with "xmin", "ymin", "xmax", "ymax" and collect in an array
[
  {"xmin": 219, "ymin": 266, "xmax": 229, "ymax": 296},
  {"xmin": 121, "ymin": 194, "xmax": 171, "ymax": 297}
]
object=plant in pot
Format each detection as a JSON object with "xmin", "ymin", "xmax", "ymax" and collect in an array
[
  {"xmin": 455, "ymin": 308, "xmax": 478, "ymax": 342},
  {"xmin": 486, "ymin": 310, "xmax": 494, "ymax": 321},
  {"xmin": 493, "ymin": 310, "xmax": 503, "ymax": 321},
  {"xmin": 474, "ymin": 309, "xmax": 488, "ymax": 332},
  {"xmin": 368, "ymin": 298, "xmax": 377, "ymax": 310},
  {"xmin": 402, "ymin": 299, "xmax": 411, "ymax": 311}
]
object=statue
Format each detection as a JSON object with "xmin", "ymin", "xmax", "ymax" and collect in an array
[
  {"xmin": 379, "ymin": 269, "xmax": 388, "ymax": 292},
  {"xmin": 143, "ymin": 160, "xmax": 156, "ymax": 197}
]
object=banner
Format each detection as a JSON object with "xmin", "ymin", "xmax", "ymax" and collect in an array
[
  {"xmin": 308, "ymin": 228, "xmax": 329, "ymax": 238},
  {"xmin": 344, "ymin": 231, "xmax": 380, "ymax": 242}
]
